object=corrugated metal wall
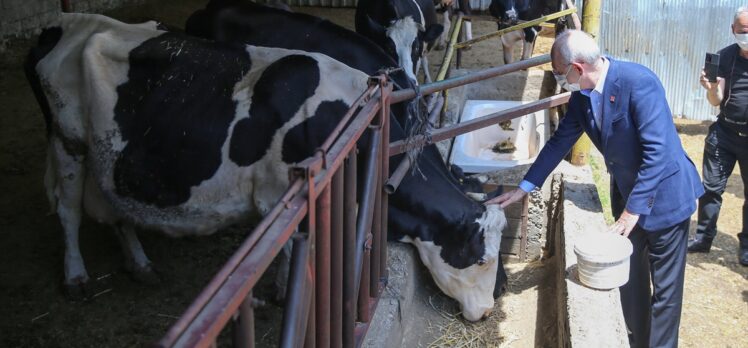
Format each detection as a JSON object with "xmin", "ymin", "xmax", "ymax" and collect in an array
[{"xmin": 600, "ymin": 0, "xmax": 741, "ymax": 120}]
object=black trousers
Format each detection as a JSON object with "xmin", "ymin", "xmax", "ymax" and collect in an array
[
  {"xmin": 695, "ymin": 121, "xmax": 748, "ymax": 248},
  {"xmin": 612, "ymin": 186, "xmax": 689, "ymax": 348}
]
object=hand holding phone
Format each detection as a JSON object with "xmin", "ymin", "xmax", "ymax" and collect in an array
[{"xmin": 705, "ymin": 53, "xmax": 720, "ymax": 83}]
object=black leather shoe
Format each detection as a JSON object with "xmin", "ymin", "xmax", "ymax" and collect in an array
[
  {"xmin": 739, "ymin": 248, "xmax": 748, "ymax": 266},
  {"xmin": 687, "ymin": 238, "xmax": 712, "ymax": 253}
]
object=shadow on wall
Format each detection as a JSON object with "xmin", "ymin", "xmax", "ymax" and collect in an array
[{"xmin": 563, "ymin": 182, "xmax": 604, "ymax": 214}]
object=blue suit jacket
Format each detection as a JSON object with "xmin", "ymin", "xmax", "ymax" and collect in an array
[{"xmin": 524, "ymin": 58, "xmax": 704, "ymax": 231}]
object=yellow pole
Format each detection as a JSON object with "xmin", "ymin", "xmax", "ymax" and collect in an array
[{"xmin": 569, "ymin": 0, "xmax": 601, "ymax": 166}]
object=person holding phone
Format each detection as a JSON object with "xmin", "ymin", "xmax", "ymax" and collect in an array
[
  {"xmin": 689, "ymin": 6, "xmax": 748, "ymax": 267},
  {"xmin": 486, "ymin": 29, "xmax": 703, "ymax": 348}
]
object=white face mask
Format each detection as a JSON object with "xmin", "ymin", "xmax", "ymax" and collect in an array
[
  {"xmin": 554, "ymin": 65, "xmax": 581, "ymax": 92},
  {"xmin": 736, "ymin": 33, "xmax": 748, "ymax": 50}
]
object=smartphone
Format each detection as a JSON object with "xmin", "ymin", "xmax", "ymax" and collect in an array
[{"xmin": 705, "ymin": 53, "xmax": 720, "ymax": 83}]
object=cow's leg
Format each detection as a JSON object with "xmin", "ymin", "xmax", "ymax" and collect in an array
[
  {"xmin": 114, "ymin": 223, "xmax": 159, "ymax": 284},
  {"xmin": 463, "ymin": 21, "xmax": 473, "ymax": 42},
  {"xmin": 51, "ymin": 137, "xmax": 90, "ymax": 298},
  {"xmin": 500, "ymin": 30, "xmax": 524, "ymax": 65},
  {"xmin": 521, "ymin": 27, "xmax": 539, "ymax": 61},
  {"xmin": 435, "ymin": 10, "xmax": 451, "ymax": 50},
  {"xmin": 421, "ymin": 53, "xmax": 433, "ymax": 83},
  {"xmin": 44, "ymin": 150, "xmax": 58, "ymax": 216}
]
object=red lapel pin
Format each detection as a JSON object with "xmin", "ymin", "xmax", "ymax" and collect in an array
[{"xmin": 610, "ymin": 95, "xmax": 616, "ymax": 103}]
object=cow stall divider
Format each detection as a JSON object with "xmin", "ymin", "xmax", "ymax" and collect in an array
[{"xmin": 158, "ymin": 37, "xmax": 574, "ymax": 348}]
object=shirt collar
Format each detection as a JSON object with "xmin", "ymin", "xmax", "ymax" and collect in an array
[{"xmin": 580, "ymin": 57, "xmax": 610, "ymax": 96}]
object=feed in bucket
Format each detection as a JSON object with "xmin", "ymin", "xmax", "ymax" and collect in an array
[{"xmin": 573, "ymin": 232, "xmax": 633, "ymax": 290}]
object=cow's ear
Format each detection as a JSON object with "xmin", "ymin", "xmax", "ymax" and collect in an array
[
  {"xmin": 421, "ymin": 24, "xmax": 444, "ymax": 42},
  {"xmin": 364, "ymin": 15, "xmax": 387, "ymax": 36}
]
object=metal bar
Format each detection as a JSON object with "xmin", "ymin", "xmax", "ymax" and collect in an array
[
  {"xmin": 280, "ymin": 235, "xmax": 311, "ymax": 348},
  {"xmin": 167, "ymin": 193, "xmax": 309, "ymax": 348},
  {"xmin": 354, "ymin": 128, "xmax": 382, "ymax": 297},
  {"xmin": 379, "ymin": 84, "xmax": 391, "ymax": 285},
  {"xmin": 564, "ymin": 0, "xmax": 582, "ymax": 30},
  {"xmin": 385, "ymin": 93, "xmax": 444, "ymax": 194},
  {"xmin": 233, "ymin": 295, "xmax": 255, "ymax": 348},
  {"xmin": 357, "ymin": 234, "xmax": 372, "ymax": 323},
  {"xmin": 391, "ymin": 54, "xmax": 551, "ymax": 104},
  {"xmin": 315, "ymin": 184, "xmax": 331, "ymax": 348},
  {"xmin": 330, "ymin": 169, "xmax": 344, "ymax": 348},
  {"xmin": 455, "ymin": 8, "xmax": 577, "ymax": 49},
  {"xmin": 159, "ymin": 180, "xmax": 305, "ymax": 348},
  {"xmin": 342, "ymin": 153, "xmax": 357, "ymax": 348},
  {"xmin": 389, "ymin": 92, "xmax": 571, "ymax": 155},
  {"xmin": 370, "ymin": 157, "xmax": 382, "ymax": 296},
  {"xmin": 324, "ymin": 90, "xmax": 382, "ymax": 180},
  {"xmin": 320, "ymin": 84, "xmax": 380, "ymax": 153}
]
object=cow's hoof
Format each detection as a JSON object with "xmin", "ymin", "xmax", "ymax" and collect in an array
[
  {"xmin": 64, "ymin": 276, "xmax": 92, "ymax": 300},
  {"xmin": 128, "ymin": 263, "xmax": 161, "ymax": 285}
]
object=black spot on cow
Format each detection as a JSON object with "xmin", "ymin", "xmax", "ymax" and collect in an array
[
  {"xmin": 282, "ymin": 100, "xmax": 349, "ymax": 163},
  {"xmin": 229, "ymin": 55, "xmax": 320, "ymax": 166},
  {"xmin": 113, "ymin": 32, "xmax": 251, "ymax": 207}
]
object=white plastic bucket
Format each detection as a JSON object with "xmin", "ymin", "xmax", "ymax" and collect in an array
[{"xmin": 573, "ymin": 232, "xmax": 633, "ymax": 290}]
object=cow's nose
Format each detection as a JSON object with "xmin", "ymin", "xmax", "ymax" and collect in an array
[{"xmin": 482, "ymin": 308, "xmax": 493, "ymax": 320}]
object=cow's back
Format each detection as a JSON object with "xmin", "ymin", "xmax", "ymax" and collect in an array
[{"xmin": 30, "ymin": 13, "xmax": 370, "ymax": 236}]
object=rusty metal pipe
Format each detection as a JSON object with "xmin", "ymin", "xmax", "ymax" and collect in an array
[
  {"xmin": 379, "ymin": 92, "xmax": 390, "ymax": 282},
  {"xmin": 280, "ymin": 235, "xmax": 311, "ymax": 348},
  {"xmin": 354, "ymin": 128, "xmax": 382, "ymax": 297},
  {"xmin": 357, "ymin": 234, "xmax": 372, "ymax": 322},
  {"xmin": 330, "ymin": 169, "xmax": 344, "ymax": 348},
  {"xmin": 233, "ymin": 295, "xmax": 255, "ymax": 348},
  {"xmin": 390, "ymin": 54, "xmax": 551, "ymax": 104},
  {"xmin": 370, "ymin": 160, "xmax": 382, "ymax": 296},
  {"xmin": 315, "ymin": 185, "xmax": 331, "ymax": 348},
  {"xmin": 342, "ymin": 153, "xmax": 357, "ymax": 348},
  {"xmin": 390, "ymin": 92, "xmax": 571, "ymax": 155}
]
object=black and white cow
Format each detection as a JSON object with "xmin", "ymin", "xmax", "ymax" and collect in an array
[
  {"xmin": 26, "ymin": 12, "xmax": 506, "ymax": 322},
  {"xmin": 355, "ymin": 0, "xmax": 443, "ymax": 84},
  {"xmin": 433, "ymin": 0, "xmax": 473, "ymax": 50},
  {"xmin": 489, "ymin": 0, "xmax": 546, "ymax": 64}
]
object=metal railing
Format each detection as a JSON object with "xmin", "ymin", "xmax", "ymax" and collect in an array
[{"xmin": 158, "ymin": 6, "xmax": 578, "ymax": 348}]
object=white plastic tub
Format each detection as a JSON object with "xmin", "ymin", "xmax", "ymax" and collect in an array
[
  {"xmin": 574, "ymin": 232, "xmax": 633, "ymax": 290},
  {"xmin": 450, "ymin": 100, "xmax": 549, "ymax": 173}
]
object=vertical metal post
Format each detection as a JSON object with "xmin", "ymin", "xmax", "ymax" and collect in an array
[
  {"xmin": 330, "ymin": 169, "xmax": 345, "ymax": 348},
  {"xmin": 233, "ymin": 294, "xmax": 255, "ymax": 348},
  {"xmin": 342, "ymin": 153, "xmax": 357, "ymax": 348},
  {"xmin": 357, "ymin": 234, "xmax": 372, "ymax": 323},
  {"xmin": 370, "ymin": 162, "xmax": 382, "ymax": 296},
  {"xmin": 315, "ymin": 184, "xmax": 331, "ymax": 348},
  {"xmin": 379, "ymin": 81, "xmax": 391, "ymax": 284},
  {"xmin": 280, "ymin": 235, "xmax": 311, "ymax": 348}
]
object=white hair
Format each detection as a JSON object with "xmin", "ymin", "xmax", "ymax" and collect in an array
[
  {"xmin": 735, "ymin": 6, "xmax": 748, "ymax": 22},
  {"xmin": 552, "ymin": 29, "xmax": 601, "ymax": 67}
]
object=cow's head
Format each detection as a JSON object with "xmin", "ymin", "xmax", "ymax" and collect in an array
[
  {"xmin": 489, "ymin": 0, "xmax": 530, "ymax": 26},
  {"xmin": 361, "ymin": 15, "xmax": 442, "ymax": 84},
  {"xmin": 393, "ymin": 200, "xmax": 507, "ymax": 322}
]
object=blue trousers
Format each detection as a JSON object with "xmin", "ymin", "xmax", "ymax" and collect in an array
[{"xmin": 613, "ymin": 184, "xmax": 689, "ymax": 348}]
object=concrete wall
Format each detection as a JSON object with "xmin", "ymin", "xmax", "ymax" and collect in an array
[{"xmin": 0, "ymin": 0, "xmax": 142, "ymax": 45}]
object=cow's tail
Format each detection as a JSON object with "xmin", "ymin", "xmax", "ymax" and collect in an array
[
  {"xmin": 24, "ymin": 26, "xmax": 63, "ymax": 139},
  {"xmin": 25, "ymin": 27, "xmax": 63, "ymax": 214}
]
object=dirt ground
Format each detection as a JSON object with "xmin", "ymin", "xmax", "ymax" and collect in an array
[{"xmin": 3, "ymin": 2, "xmax": 743, "ymax": 347}]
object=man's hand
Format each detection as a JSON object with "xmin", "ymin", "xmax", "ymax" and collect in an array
[
  {"xmin": 607, "ymin": 210, "xmax": 639, "ymax": 237},
  {"xmin": 699, "ymin": 69, "xmax": 723, "ymax": 91},
  {"xmin": 484, "ymin": 188, "xmax": 527, "ymax": 209}
]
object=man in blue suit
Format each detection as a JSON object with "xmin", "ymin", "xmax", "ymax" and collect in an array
[{"xmin": 486, "ymin": 30, "xmax": 704, "ymax": 347}]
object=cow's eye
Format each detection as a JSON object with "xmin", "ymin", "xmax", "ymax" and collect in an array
[{"xmin": 477, "ymin": 257, "xmax": 487, "ymax": 266}]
